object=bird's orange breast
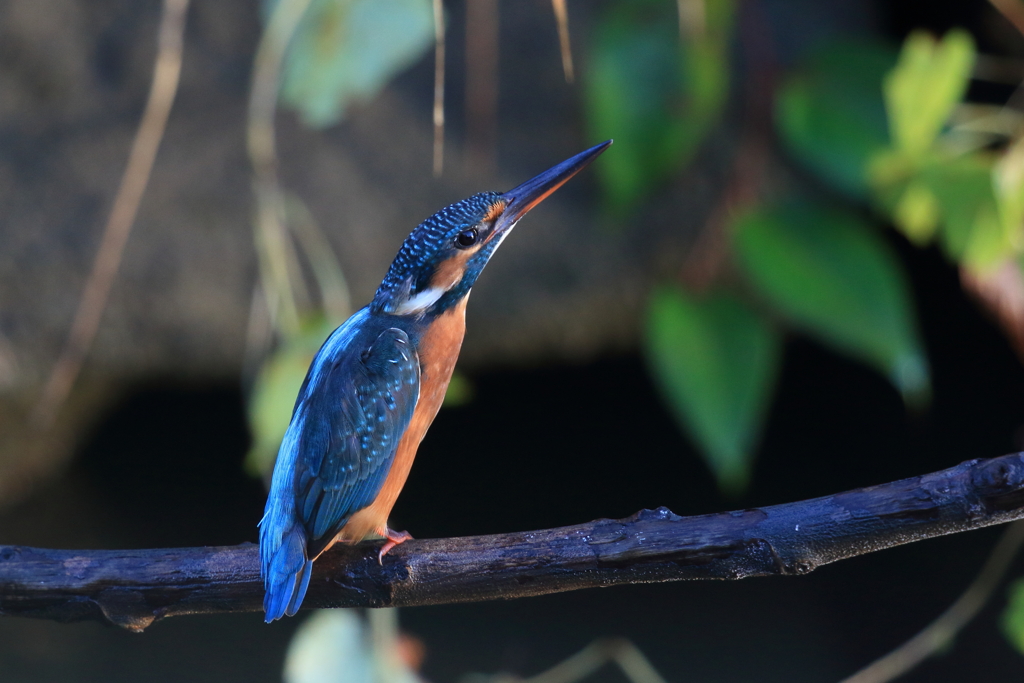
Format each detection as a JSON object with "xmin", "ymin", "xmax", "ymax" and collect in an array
[{"xmin": 336, "ymin": 296, "xmax": 469, "ymax": 543}]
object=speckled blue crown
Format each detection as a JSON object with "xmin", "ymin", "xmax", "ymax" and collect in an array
[{"xmin": 371, "ymin": 192, "xmax": 501, "ymax": 313}]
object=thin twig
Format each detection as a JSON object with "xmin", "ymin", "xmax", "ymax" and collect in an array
[
  {"xmin": 510, "ymin": 639, "xmax": 668, "ymax": 683},
  {"xmin": 241, "ymin": 283, "xmax": 274, "ymax": 393},
  {"xmin": 432, "ymin": 0, "xmax": 446, "ymax": 176},
  {"xmin": 551, "ymin": 0, "xmax": 574, "ymax": 84},
  {"xmin": 677, "ymin": 0, "xmax": 706, "ymax": 39},
  {"xmin": 680, "ymin": 0, "xmax": 770, "ymax": 290},
  {"xmin": 839, "ymin": 520, "xmax": 1024, "ymax": 683},
  {"xmin": 285, "ymin": 194, "xmax": 351, "ymax": 321},
  {"xmin": 32, "ymin": 0, "xmax": 190, "ymax": 427},
  {"xmin": 247, "ymin": 0, "xmax": 314, "ymax": 339},
  {"xmin": 465, "ymin": 0, "xmax": 499, "ymax": 174}
]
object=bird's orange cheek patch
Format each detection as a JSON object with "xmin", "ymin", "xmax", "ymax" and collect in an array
[{"xmin": 429, "ymin": 247, "xmax": 478, "ymax": 291}]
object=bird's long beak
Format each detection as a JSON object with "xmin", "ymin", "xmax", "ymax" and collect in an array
[{"xmin": 494, "ymin": 140, "xmax": 612, "ymax": 235}]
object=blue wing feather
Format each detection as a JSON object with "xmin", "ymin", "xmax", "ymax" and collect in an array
[{"xmin": 260, "ymin": 309, "xmax": 420, "ymax": 621}]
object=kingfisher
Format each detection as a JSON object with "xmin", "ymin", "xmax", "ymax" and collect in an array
[{"xmin": 260, "ymin": 141, "xmax": 611, "ymax": 621}]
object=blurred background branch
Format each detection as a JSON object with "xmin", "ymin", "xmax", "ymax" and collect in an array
[
  {"xmin": 551, "ymin": 0, "xmax": 573, "ymax": 84},
  {"xmin": 464, "ymin": 0, "xmax": 498, "ymax": 173},
  {"xmin": 31, "ymin": 0, "xmax": 190, "ymax": 427},
  {"xmin": 248, "ymin": 0, "xmax": 315, "ymax": 338},
  {"xmin": 432, "ymin": 0, "xmax": 446, "ymax": 176},
  {"xmin": 841, "ymin": 520, "xmax": 1024, "ymax": 683},
  {"xmin": 472, "ymin": 637, "xmax": 669, "ymax": 683}
]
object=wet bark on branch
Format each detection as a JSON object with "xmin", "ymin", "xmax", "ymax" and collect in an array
[{"xmin": 3, "ymin": 453, "xmax": 1024, "ymax": 632}]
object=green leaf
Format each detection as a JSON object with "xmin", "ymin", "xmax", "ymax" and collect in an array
[
  {"xmin": 917, "ymin": 155, "xmax": 1011, "ymax": 271},
  {"xmin": 585, "ymin": 5, "xmax": 684, "ymax": 215},
  {"xmin": 1003, "ymin": 581, "xmax": 1024, "ymax": 659},
  {"xmin": 285, "ymin": 611, "xmax": 374, "ymax": 683},
  {"xmin": 892, "ymin": 179, "xmax": 940, "ymax": 245},
  {"xmin": 995, "ymin": 137, "xmax": 1024, "ymax": 250},
  {"xmin": 869, "ymin": 148, "xmax": 1015, "ymax": 273},
  {"xmin": 734, "ymin": 202, "xmax": 930, "ymax": 402},
  {"xmin": 963, "ymin": 202, "xmax": 1009, "ymax": 272},
  {"xmin": 272, "ymin": 0, "xmax": 434, "ymax": 128},
  {"xmin": 245, "ymin": 317, "xmax": 338, "ymax": 478},
  {"xmin": 681, "ymin": 0, "xmax": 733, "ymax": 123},
  {"xmin": 645, "ymin": 286, "xmax": 781, "ymax": 495},
  {"xmin": 884, "ymin": 30, "xmax": 975, "ymax": 160},
  {"xmin": 776, "ymin": 41, "xmax": 895, "ymax": 198},
  {"xmin": 585, "ymin": 0, "xmax": 733, "ymax": 215},
  {"xmin": 442, "ymin": 371, "xmax": 473, "ymax": 408},
  {"xmin": 283, "ymin": 610, "xmax": 420, "ymax": 683},
  {"xmin": 1003, "ymin": 579, "xmax": 1024, "ymax": 657}
]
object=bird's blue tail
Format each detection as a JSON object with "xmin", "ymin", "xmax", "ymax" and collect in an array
[{"xmin": 261, "ymin": 521, "xmax": 313, "ymax": 622}]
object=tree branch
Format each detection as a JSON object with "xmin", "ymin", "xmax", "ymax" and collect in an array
[{"xmin": 3, "ymin": 453, "xmax": 1024, "ymax": 632}]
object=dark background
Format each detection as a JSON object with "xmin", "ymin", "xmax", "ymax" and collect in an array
[
  {"xmin": 2, "ymin": 237, "xmax": 1024, "ymax": 681},
  {"xmin": 4, "ymin": 0, "xmax": 1024, "ymax": 681}
]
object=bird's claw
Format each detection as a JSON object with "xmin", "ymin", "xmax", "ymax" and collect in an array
[{"xmin": 377, "ymin": 528, "xmax": 413, "ymax": 564}]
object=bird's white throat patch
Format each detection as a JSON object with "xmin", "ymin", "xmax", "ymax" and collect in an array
[{"xmin": 394, "ymin": 286, "xmax": 446, "ymax": 315}]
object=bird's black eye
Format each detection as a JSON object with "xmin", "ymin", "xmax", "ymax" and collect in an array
[{"xmin": 455, "ymin": 228, "xmax": 478, "ymax": 248}]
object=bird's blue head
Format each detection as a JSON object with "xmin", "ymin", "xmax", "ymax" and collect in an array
[{"xmin": 370, "ymin": 141, "xmax": 612, "ymax": 318}]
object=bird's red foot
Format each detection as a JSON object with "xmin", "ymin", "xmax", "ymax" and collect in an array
[{"xmin": 378, "ymin": 528, "xmax": 413, "ymax": 564}]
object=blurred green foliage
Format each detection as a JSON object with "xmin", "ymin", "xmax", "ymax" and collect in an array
[
  {"xmin": 268, "ymin": 0, "xmax": 434, "ymax": 127},
  {"xmin": 246, "ymin": 316, "xmax": 337, "ymax": 478},
  {"xmin": 733, "ymin": 203, "xmax": 928, "ymax": 403},
  {"xmin": 868, "ymin": 31, "xmax": 1016, "ymax": 273},
  {"xmin": 775, "ymin": 41, "xmax": 894, "ymax": 198},
  {"xmin": 645, "ymin": 287, "xmax": 780, "ymax": 495},
  {"xmin": 884, "ymin": 30, "xmax": 975, "ymax": 160},
  {"xmin": 585, "ymin": 0, "xmax": 732, "ymax": 215},
  {"xmin": 284, "ymin": 609, "xmax": 419, "ymax": 683},
  {"xmin": 442, "ymin": 371, "xmax": 473, "ymax": 408},
  {"xmin": 644, "ymin": 16, "xmax": 1024, "ymax": 496},
  {"xmin": 1004, "ymin": 579, "xmax": 1024, "ymax": 656}
]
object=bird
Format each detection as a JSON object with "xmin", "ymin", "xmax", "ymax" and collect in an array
[{"xmin": 259, "ymin": 140, "xmax": 611, "ymax": 622}]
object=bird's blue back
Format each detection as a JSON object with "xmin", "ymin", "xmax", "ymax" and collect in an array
[{"xmin": 260, "ymin": 307, "xmax": 422, "ymax": 621}]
